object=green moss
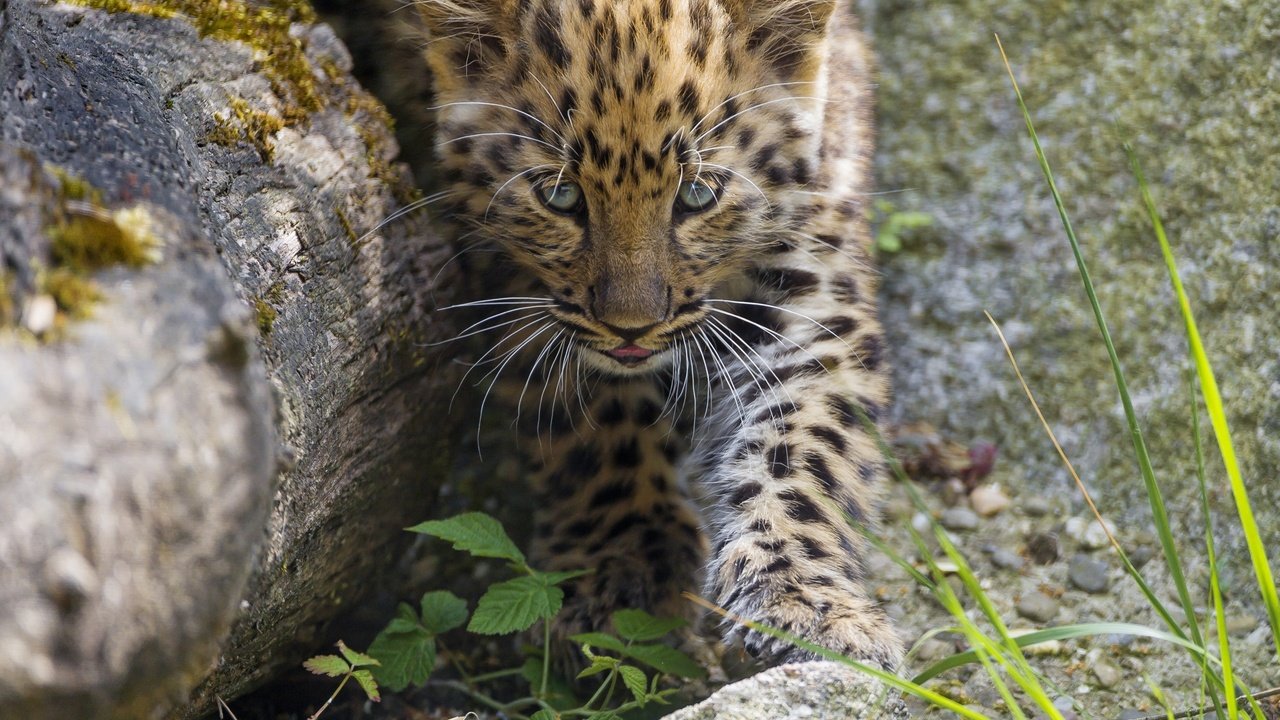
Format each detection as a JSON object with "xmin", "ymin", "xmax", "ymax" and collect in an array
[
  {"xmin": 253, "ymin": 296, "xmax": 277, "ymax": 335},
  {"xmin": 28, "ymin": 169, "xmax": 162, "ymax": 334},
  {"xmin": 66, "ymin": 0, "xmax": 320, "ymax": 118},
  {"xmin": 333, "ymin": 205, "xmax": 357, "ymax": 244},
  {"xmin": 0, "ymin": 272, "xmax": 14, "ymax": 327},
  {"xmin": 50, "ymin": 212, "xmax": 157, "ymax": 271},
  {"xmin": 207, "ymin": 96, "xmax": 286, "ymax": 163}
]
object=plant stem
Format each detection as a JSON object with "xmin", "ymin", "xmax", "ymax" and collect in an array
[
  {"xmin": 540, "ymin": 618, "xmax": 551, "ymax": 698},
  {"xmin": 305, "ymin": 672, "xmax": 350, "ymax": 720}
]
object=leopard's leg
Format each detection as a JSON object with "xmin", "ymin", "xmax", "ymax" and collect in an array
[
  {"xmin": 521, "ymin": 376, "xmax": 706, "ymax": 648},
  {"xmin": 693, "ymin": 233, "xmax": 903, "ymax": 669}
]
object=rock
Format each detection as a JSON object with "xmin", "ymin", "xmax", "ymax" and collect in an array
[
  {"xmin": 1016, "ymin": 591, "xmax": 1060, "ymax": 623},
  {"xmin": 940, "ymin": 477, "xmax": 969, "ymax": 507},
  {"xmin": 1065, "ymin": 516, "xmax": 1116, "ymax": 550},
  {"xmin": 660, "ymin": 662, "xmax": 910, "ymax": 720},
  {"xmin": 1026, "ymin": 532, "xmax": 1061, "ymax": 565},
  {"xmin": 1068, "ymin": 554, "xmax": 1112, "ymax": 594},
  {"xmin": 0, "ymin": 2, "xmax": 460, "ymax": 717},
  {"xmin": 915, "ymin": 638, "xmax": 955, "ymax": 662},
  {"xmin": 1021, "ymin": 495, "xmax": 1053, "ymax": 517},
  {"xmin": 986, "ymin": 545, "xmax": 1026, "ymax": 571},
  {"xmin": 1090, "ymin": 659, "xmax": 1124, "ymax": 689},
  {"xmin": 940, "ymin": 507, "xmax": 980, "ymax": 531},
  {"xmin": 969, "ymin": 483, "xmax": 1011, "ymax": 516},
  {"xmin": 1128, "ymin": 544, "xmax": 1157, "ymax": 569}
]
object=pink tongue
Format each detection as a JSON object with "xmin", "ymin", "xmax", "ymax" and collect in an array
[{"xmin": 607, "ymin": 345, "xmax": 654, "ymax": 359}]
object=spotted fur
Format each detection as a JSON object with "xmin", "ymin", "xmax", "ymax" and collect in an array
[{"xmin": 420, "ymin": 0, "xmax": 902, "ymax": 669}]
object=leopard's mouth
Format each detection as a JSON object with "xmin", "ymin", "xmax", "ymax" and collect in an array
[{"xmin": 602, "ymin": 344, "xmax": 656, "ymax": 366}]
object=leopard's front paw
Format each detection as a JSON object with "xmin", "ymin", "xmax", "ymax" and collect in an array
[{"xmin": 723, "ymin": 583, "xmax": 902, "ymax": 671}]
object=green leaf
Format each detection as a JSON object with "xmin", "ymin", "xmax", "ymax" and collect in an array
[
  {"xmin": 337, "ymin": 640, "xmax": 379, "ymax": 668},
  {"xmin": 407, "ymin": 512, "xmax": 525, "ymax": 564},
  {"xmin": 622, "ymin": 643, "xmax": 705, "ymax": 679},
  {"xmin": 575, "ymin": 653, "xmax": 617, "ymax": 679},
  {"xmin": 618, "ymin": 665, "xmax": 648, "ymax": 704},
  {"xmin": 530, "ymin": 711, "xmax": 558, "ymax": 720},
  {"xmin": 567, "ymin": 632, "xmax": 627, "ymax": 653},
  {"xmin": 351, "ymin": 668, "xmax": 381, "ymax": 702},
  {"xmin": 586, "ymin": 713, "xmax": 621, "ymax": 720},
  {"xmin": 421, "ymin": 590, "xmax": 469, "ymax": 634},
  {"xmin": 302, "ymin": 654, "xmax": 349, "ymax": 677},
  {"xmin": 539, "ymin": 569, "xmax": 592, "ymax": 586},
  {"xmin": 611, "ymin": 609, "xmax": 686, "ymax": 642},
  {"xmin": 469, "ymin": 575, "xmax": 561, "ymax": 635},
  {"xmin": 367, "ymin": 624, "xmax": 435, "ymax": 692}
]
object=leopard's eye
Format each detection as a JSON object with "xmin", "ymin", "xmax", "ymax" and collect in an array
[
  {"xmin": 675, "ymin": 179, "xmax": 718, "ymax": 213},
  {"xmin": 536, "ymin": 180, "xmax": 584, "ymax": 214}
]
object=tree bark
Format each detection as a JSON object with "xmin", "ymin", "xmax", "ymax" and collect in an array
[{"xmin": 0, "ymin": 1, "xmax": 459, "ymax": 718}]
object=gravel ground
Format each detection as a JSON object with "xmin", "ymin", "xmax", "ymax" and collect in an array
[{"xmin": 876, "ymin": 425, "xmax": 1280, "ymax": 719}]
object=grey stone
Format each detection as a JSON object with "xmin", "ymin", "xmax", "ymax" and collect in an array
[
  {"xmin": 1026, "ymin": 532, "xmax": 1061, "ymax": 565},
  {"xmin": 1068, "ymin": 554, "xmax": 1112, "ymax": 594},
  {"xmin": 660, "ymin": 662, "xmax": 910, "ymax": 720},
  {"xmin": 0, "ymin": 2, "xmax": 460, "ymax": 718},
  {"xmin": 1021, "ymin": 495, "xmax": 1053, "ymax": 517},
  {"xmin": 940, "ymin": 506, "xmax": 981, "ymax": 531},
  {"xmin": 985, "ymin": 544, "xmax": 1027, "ymax": 571},
  {"xmin": 1016, "ymin": 591, "xmax": 1061, "ymax": 623}
]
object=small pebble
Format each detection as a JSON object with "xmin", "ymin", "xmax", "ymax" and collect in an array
[
  {"xmin": 21, "ymin": 294, "xmax": 57, "ymax": 335},
  {"xmin": 1068, "ymin": 554, "xmax": 1111, "ymax": 593},
  {"xmin": 1022, "ymin": 494, "xmax": 1052, "ymax": 517},
  {"xmin": 940, "ymin": 507, "xmax": 980, "ymax": 531},
  {"xmin": 969, "ymin": 483, "xmax": 1011, "ymax": 517},
  {"xmin": 940, "ymin": 477, "xmax": 969, "ymax": 507},
  {"xmin": 1091, "ymin": 659, "xmax": 1124, "ymax": 689},
  {"xmin": 1016, "ymin": 591, "xmax": 1060, "ymax": 623},
  {"xmin": 914, "ymin": 638, "xmax": 953, "ymax": 662},
  {"xmin": 1064, "ymin": 516, "xmax": 1115, "ymax": 549},
  {"xmin": 1085, "ymin": 648, "xmax": 1124, "ymax": 689},
  {"xmin": 1026, "ymin": 532, "xmax": 1060, "ymax": 565},
  {"xmin": 1118, "ymin": 711, "xmax": 1146, "ymax": 720},
  {"xmin": 1128, "ymin": 544, "xmax": 1156, "ymax": 569},
  {"xmin": 984, "ymin": 544, "xmax": 1026, "ymax": 571}
]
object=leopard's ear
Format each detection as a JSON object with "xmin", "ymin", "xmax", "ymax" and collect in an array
[
  {"xmin": 724, "ymin": 0, "xmax": 836, "ymax": 81},
  {"xmin": 415, "ymin": 0, "xmax": 519, "ymax": 91}
]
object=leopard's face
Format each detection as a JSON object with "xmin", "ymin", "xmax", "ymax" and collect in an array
[{"xmin": 426, "ymin": 0, "xmax": 828, "ymax": 375}]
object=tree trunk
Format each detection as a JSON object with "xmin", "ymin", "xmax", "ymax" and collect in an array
[{"xmin": 0, "ymin": 1, "xmax": 459, "ymax": 718}]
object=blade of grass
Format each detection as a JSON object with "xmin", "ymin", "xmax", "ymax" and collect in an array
[
  {"xmin": 1127, "ymin": 145, "xmax": 1280, "ymax": 655},
  {"xmin": 985, "ymin": 309, "xmax": 1225, "ymax": 702},
  {"xmin": 994, "ymin": 36, "xmax": 1219, "ymax": 705},
  {"xmin": 913, "ymin": 622, "xmax": 1227, "ymax": 684},
  {"xmin": 1190, "ymin": 376, "xmax": 1236, "ymax": 720}
]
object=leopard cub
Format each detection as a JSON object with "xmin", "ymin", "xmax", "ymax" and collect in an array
[{"xmin": 419, "ymin": 0, "xmax": 902, "ymax": 669}]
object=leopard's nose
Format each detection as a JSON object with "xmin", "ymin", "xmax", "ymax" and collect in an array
[{"xmin": 599, "ymin": 321, "xmax": 659, "ymax": 343}]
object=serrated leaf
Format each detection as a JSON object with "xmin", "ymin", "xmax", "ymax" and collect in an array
[
  {"xmin": 407, "ymin": 512, "xmax": 525, "ymax": 564},
  {"xmin": 586, "ymin": 713, "xmax": 621, "ymax": 720},
  {"xmin": 530, "ymin": 711, "xmax": 557, "ymax": 720},
  {"xmin": 622, "ymin": 643, "xmax": 705, "ymax": 679},
  {"xmin": 611, "ymin": 609, "xmax": 686, "ymax": 641},
  {"xmin": 367, "ymin": 624, "xmax": 434, "ymax": 692},
  {"xmin": 618, "ymin": 665, "xmax": 648, "ymax": 705},
  {"xmin": 575, "ymin": 654, "xmax": 617, "ymax": 679},
  {"xmin": 394, "ymin": 601, "xmax": 418, "ymax": 623},
  {"xmin": 468, "ymin": 575, "xmax": 560, "ymax": 635},
  {"xmin": 384, "ymin": 617, "xmax": 421, "ymax": 634},
  {"xmin": 303, "ymin": 654, "xmax": 349, "ymax": 677},
  {"xmin": 337, "ymin": 640, "xmax": 379, "ymax": 668},
  {"xmin": 567, "ymin": 632, "xmax": 626, "ymax": 653},
  {"xmin": 421, "ymin": 590, "xmax": 469, "ymax": 634},
  {"xmin": 538, "ymin": 568, "xmax": 592, "ymax": 586},
  {"xmin": 351, "ymin": 669, "xmax": 381, "ymax": 702}
]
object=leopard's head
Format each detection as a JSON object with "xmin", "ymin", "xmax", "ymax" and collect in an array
[{"xmin": 420, "ymin": 0, "xmax": 837, "ymax": 374}]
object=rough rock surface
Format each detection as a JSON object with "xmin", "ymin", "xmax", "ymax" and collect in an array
[
  {"xmin": 661, "ymin": 662, "xmax": 909, "ymax": 720},
  {"xmin": 861, "ymin": 1, "xmax": 1279, "ymax": 559},
  {"xmin": 0, "ymin": 1, "xmax": 458, "ymax": 717}
]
